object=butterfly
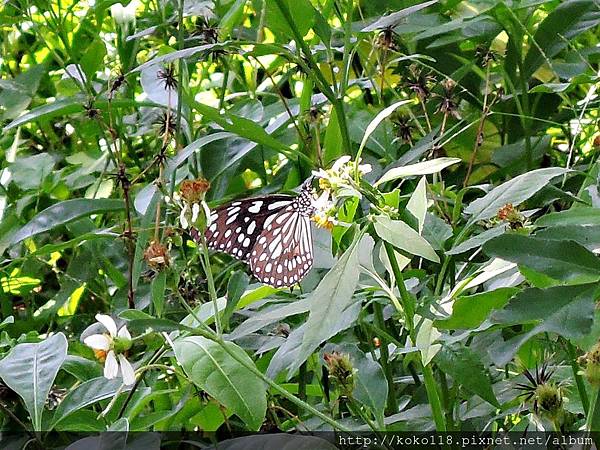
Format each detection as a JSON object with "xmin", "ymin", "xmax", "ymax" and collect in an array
[{"xmin": 201, "ymin": 179, "xmax": 316, "ymax": 288}]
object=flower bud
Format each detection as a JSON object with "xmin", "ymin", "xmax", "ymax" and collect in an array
[{"xmin": 324, "ymin": 351, "xmax": 355, "ymax": 395}]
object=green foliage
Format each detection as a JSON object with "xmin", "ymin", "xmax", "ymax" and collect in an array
[{"xmin": 1, "ymin": 0, "xmax": 600, "ymax": 440}]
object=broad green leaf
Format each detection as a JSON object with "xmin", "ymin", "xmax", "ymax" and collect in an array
[
  {"xmin": 173, "ymin": 336, "xmax": 267, "ymax": 430},
  {"xmin": 151, "ymin": 271, "xmax": 167, "ymax": 317},
  {"xmin": 436, "ymin": 345, "xmax": 499, "ymax": 407},
  {"xmin": 464, "ymin": 168, "xmax": 569, "ymax": 223},
  {"xmin": 490, "ymin": 283, "xmax": 598, "ymax": 366},
  {"xmin": 374, "ymin": 216, "xmax": 439, "ymax": 262},
  {"xmin": 51, "ymin": 377, "xmax": 130, "ymax": 429},
  {"xmin": 375, "ymin": 157, "xmax": 461, "ymax": 186},
  {"xmin": 0, "ymin": 333, "xmax": 67, "ymax": 430},
  {"xmin": 535, "ymin": 207, "xmax": 600, "ymax": 227},
  {"xmin": 267, "ymin": 0, "xmax": 315, "ymax": 38},
  {"xmin": 484, "ymin": 234, "xmax": 600, "ymax": 285},
  {"xmin": 357, "ymin": 100, "xmax": 413, "ymax": 160},
  {"xmin": 291, "ymin": 236, "xmax": 364, "ymax": 375},
  {"xmin": 522, "ymin": 0, "xmax": 600, "ymax": 80},
  {"xmin": 10, "ymin": 199, "xmax": 124, "ymax": 246},
  {"xmin": 447, "ymin": 225, "xmax": 507, "ymax": 255},
  {"xmin": 323, "ymin": 107, "xmax": 343, "ymax": 165},
  {"xmin": 435, "ymin": 288, "xmax": 518, "ymax": 330},
  {"xmin": 415, "ymin": 318, "xmax": 441, "ymax": 366},
  {"xmin": 406, "ymin": 176, "xmax": 427, "ymax": 233},
  {"xmin": 361, "ymin": 0, "xmax": 438, "ymax": 31},
  {"xmin": 535, "ymin": 225, "xmax": 600, "ymax": 251}
]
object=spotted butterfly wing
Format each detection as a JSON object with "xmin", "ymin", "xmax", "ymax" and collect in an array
[{"xmin": 203, "ymin": 187, "xmax": 315, "ymax": 287}]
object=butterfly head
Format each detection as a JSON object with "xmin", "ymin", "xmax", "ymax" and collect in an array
[{"xmin": 297, "ymin": 177, "xmax": 317, "ymax": 217}]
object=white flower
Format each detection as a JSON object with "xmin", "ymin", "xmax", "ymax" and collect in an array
[
  {"xmin": 311, "ymin": 156, "xmax": 371, "ymax": 201},
  {"xmin": 84, "ymin": 314, "xmax": 136, "ymax": 386},
  {"xmin": 110, "ymin": 0, "xmax": 139, "ymax": 26}
]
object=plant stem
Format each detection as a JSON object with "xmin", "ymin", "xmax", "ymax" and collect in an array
[
  {"xmin": 373, "ymin": 301, "xmax": 398, "ymax": 415},
  {"xmin": 197, "ymin": 232, "xmax": 222, "ymax": 336},
  {"xmin": 422, "ymin": 363, "xmax": 447, "ymax": 432},
  {"xmin": 565, "ymin": 339, "xmax": 589, "ymax": 414}
]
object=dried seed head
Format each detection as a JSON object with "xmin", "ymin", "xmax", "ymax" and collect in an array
[
  {"xmin": 179, "ymin": 179, "xmax": 211, "ymax": 204},
  {"xmin": 157, "ymin": 64, "xmax": 178, "ymax": 91},
  {"xmin": 144, "ymin": 240, "xmax": 170, "ymax": 269},
  {"xmin": 497, "ymin": 203, "xmax": 524, "ymax": 229}
]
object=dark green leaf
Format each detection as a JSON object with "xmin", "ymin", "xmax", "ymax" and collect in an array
[
  {"xmin": 10, "ymin": 199, "xmax": 124, "ymax": 246},
  {"xmin": 484, "ymin": 234, "xmax": 600, "ymax": 285},
  {"xmin": 0, "ymin": 333, "xmax": 67, "ymax": 430},
  {"xmin": 173, "ymin": 336, "xmax": 267, "ymax": 430}
]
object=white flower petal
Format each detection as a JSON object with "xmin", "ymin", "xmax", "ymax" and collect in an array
[
  {"xmin": 359, "ymin": 163, "xmax": 372, "ymax": 174},
  {"xmin": 179, "ymin": 208, "xmax": 189, "ymax": 229},
  {"xmin": 202, "ymin": 201, "xmax": 212, "ymax": 227},
  {"xmin": 331, "ymin": 155, "xmax": 351, "ymax": 172},
  {"xmin": 83, "ymin": 334, "xmax": 110, "ymax": 350},
  {"xmin": 191, "ymin": 203, "xmax": 200, "ymax": 223},
  {"xmin": 117, "ymin": 325, "xmax": 131, "ymax": 340},
  {"xmin": 313, "ymin": 190, "xmax": 331, "ymax": 210},
  {"xmin": 104, "ymin": 351, "xmax": 119, "ymax": 379},
  {"xmin": 118, "ymin": 354, "xmax": 136, "ymax": 385},
  {"xmin": 95, "ymin": 314, "xmax": 118, "ymax": 337}
]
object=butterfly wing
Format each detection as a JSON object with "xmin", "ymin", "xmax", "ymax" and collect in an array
[
  {"xmin": 248, "ymin": 210, "xmax": 313, "ymax": 287},
  {"xmin": 204, "ymin": 195, "xmax": 294, "ymax": 262}
]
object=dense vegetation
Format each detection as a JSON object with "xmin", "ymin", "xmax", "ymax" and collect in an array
[{"xmin": 1, "ymin": 0, "xmax": 600, "ymax": 444}]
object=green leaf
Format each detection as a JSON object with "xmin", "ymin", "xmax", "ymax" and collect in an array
[
  {"xmin": 266, "ymin": 0, "xmax": 315, "ymax": 38},
  {"xmin": 535, "ymin": 207, "xmax": 600, "ymax": 227},
  {"xmin": 490, "ymin": 284, "xmax": 598, "ymax": 366},
  {"xmin": 522, "ymin": 0, "xmax": 600, "ymax": 80},
  {"xmin": 290, "ymin": 236, "xmax": 364, "ymax": 375},
  {"xmin": 464, "ymin": 168, "xmax": 569, "ymax": 223},
  {"xmin": 484, "ymin": 234, "xmax": 600, "ymax": 285},
  {"xmin": 435, "ymin": 288, "xmax": 518, "ymax": 330},
  {"xmin": 447, "ymin": 225, "xmax": 507, "ymax": 255},
  {"xmin": 51, "ymin": 377, "xmax": 130, "ymax": 429},
  {"xmin": 374, "ymin": 216, "xmax": 439, "ymax": 262},
  {"xmin": 0, "ymin": 333, "xmax": 67, "ymax": 430},
  {"xmin": 173, "ymin": 336, "xmax": 267, "ymax": 430},
  {"xmin": 415, "ymin": 318, "xmax": 441, "ymax": 366},
  {"xmin": 357, "ymin": 100, "xmax": 413, "ymax": 160},
  {"xmin": 323, "ymin": 107, "xmax": 343, "ymax": 165},
  {"xmin": 375, "ymin": 157, "xmax": 461, "ymax": 186},
  {"xmin": 361, "ymin": 0, "xmax": 438, "ymax": 31},
  {"xmin": 436, "ymin": 345, "xmax": 499, "ymax": 407},
  {"xmin": 2, "ymin": 96, "xmax": 84, "ymax": 131},
  {"xmin": 10, "ymin": 199, "xmax": 124, "ymax": 246},
  {"xmin": 535, "ymin": 225, "xmax": 600, "ymax": 251},
  {"xmin": 151, "ymin": 271, "xmax": 167, "ymax": 317}
]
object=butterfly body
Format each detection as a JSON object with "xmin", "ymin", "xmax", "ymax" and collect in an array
[{"xmin": 204, "ymin": 182, "xmax": 315, "ymax": 287}]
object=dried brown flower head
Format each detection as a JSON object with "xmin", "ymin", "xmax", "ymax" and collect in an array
[
  {"xmin": 144, "ymin": 240, "xmax": 170, "ymax": 269},
  {"xmin": 179, "ymin": 179, "xmax": 210, "ymax": 204}
]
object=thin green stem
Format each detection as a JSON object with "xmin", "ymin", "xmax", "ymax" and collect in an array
[
  {"xmin": 422, "ymin": 363, "xmax": 447, "ymax": 432},
  {"xmin": 565, "ymin": 339, "xmax": 589, "ymax": 414},
  {"xmin": 197, "ymin": 233, "xmax": 222, "ymax": 336}
]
